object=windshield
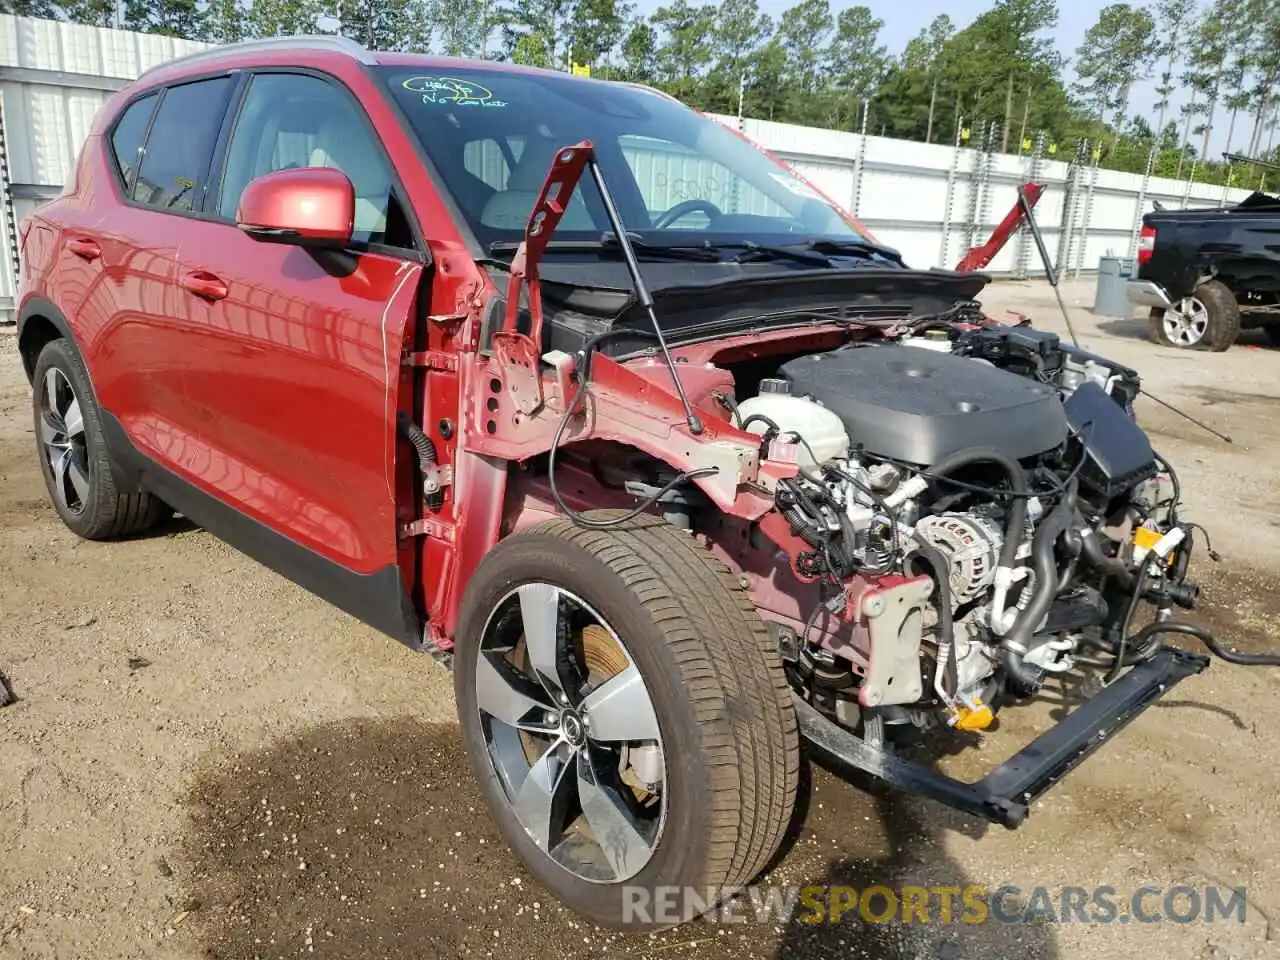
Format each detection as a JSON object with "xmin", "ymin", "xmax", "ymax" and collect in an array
[{"xmin": 377, "ymin": 66, "xmax": 874, "ymax": 254}]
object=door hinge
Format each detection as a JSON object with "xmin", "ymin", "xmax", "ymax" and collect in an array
[
  {"xmin": 400, "ymin": 517, "xmax": 455, "ymax": 542},
  {"xmin": 402, "ymin": 349, "xmax": 458, "ymax": 371}
]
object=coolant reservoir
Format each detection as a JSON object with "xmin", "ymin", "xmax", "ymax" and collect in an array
[{"xmin": 736, "ymin": 383, "xmax": 849, "ymax": 476}]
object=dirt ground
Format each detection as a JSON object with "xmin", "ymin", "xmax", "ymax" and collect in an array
[{"xmin": 3, "ymin": 278, "xmax": 1280, "ymax": 960}]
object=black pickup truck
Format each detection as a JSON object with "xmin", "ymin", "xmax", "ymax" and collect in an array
[{"xmin": 1127, "ymin": 190, "xmax": 1280, "ymax": 350}]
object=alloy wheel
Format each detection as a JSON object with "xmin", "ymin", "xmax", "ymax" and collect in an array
[
  {"xmin": 1163, "ymin": 296, "xmax": 1210, "ymax": 346},
  {"xmin": 476, "ymin": 583, "xmax": 667, "ymax": 884},
  {"xmin": 38, "ymin": 367, "xmax": 91, "ymax": 515}
]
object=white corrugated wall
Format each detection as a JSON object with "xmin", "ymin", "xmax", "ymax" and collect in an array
[
  {"xmin": 0, "ymin": 14, "xmax": 211, "ymax": 322},
  {"xmin": 0, "ymin": 14, "xmax": 1258, "ymax": 324}
]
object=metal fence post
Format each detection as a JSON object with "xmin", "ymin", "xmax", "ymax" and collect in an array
[
  {"xmin": 1073, "ymin": 141, "xmax": 1101, "ymax": 279},
  {"xmin": 1127, "ymin": 143, "xmax": 1158, "ymax": 261},
  {"xmin": 1056, "ymin": 139, "xmax": 1084, "ymax": 276},
  {"xmin": 1180, "ymin": 157, "xmax": 1199, "ymax": 209},
  {"xmin": 939, "ymin": 115, "xmax": 964, "ymax": 268},
  {"xmin": 0, "ymin": 92, "xmax": 21, "ymax": 325},
  {"xmin": 848, "ymin": 98, "xmax": 869, "ymax": 219},
  {"xmin": 1015, "ymin": 130, "xmax": 1047, "ymax": 279}
]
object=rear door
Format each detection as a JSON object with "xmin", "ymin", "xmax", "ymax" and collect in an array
[
  {"xmin": 168, "ymin": 69, "xmax": 426, "ymax": 638},
  {"xmin": 70, "ymin": 77, "xmax": 235, "ymax": 454}
]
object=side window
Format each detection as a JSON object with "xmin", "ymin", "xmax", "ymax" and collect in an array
[
  {"xmin": 132, "ymin": 77, "xmax": 233, "ymax": 212},
  {"xmin": 108, "ymin": 93, "xmax": 157, "ymax": 191},
  {"xmin": 218, "ymin": 72, "xmax": 405, "ymax": 248},
  {"xmin": 619, "ymin": 134, "xmax": 790, "ymax": 229}
]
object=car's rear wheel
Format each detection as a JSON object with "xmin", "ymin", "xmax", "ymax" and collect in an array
[
  {"xmin": 454, "ymin": 513, "xmax": 799, "ymax": 930},
  {"xmin": 32, "ymin": 339, "xmax": 171, "ymax": 539},
  {"xmin": 1148, "ymin": 279, "xmax": 1240, "ymax": 351}
]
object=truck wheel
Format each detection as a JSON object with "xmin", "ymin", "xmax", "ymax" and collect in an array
[
  {"xmin": 1148, "ymin": 280, "xmax": 1240, "ymax": 351},
  {"xmin": 1263, "ymin": 324, "xmax": 1280, "ymax": 348},
  {"xmin": 453, "ymin": 512, "xmax": 799, "ymax": 929},
  {"xmin": 32, "ymin": 339, "xmax": 171, "ymax": 539}
]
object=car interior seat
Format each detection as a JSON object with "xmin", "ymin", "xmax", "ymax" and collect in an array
[
  {"xmin": 479, "ymin": 138, "xmax": 595, "ymax": 233},
  {"xmin": 309, "ymin": 115, "xmax": 393, "ymax": 241}
]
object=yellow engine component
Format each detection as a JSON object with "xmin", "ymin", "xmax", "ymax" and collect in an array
[{"xmin": 952, "ymin": 701, "xmax": 995, "ymax": 732}]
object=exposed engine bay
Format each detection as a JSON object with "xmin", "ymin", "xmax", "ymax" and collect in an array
[
  {"xmin": 710, "ymin": 324, "xmax": 1202, "ymax": 744},
  {"xmin": 478, "ymin": 142, "xmax": 1280, "ymax": 835}
]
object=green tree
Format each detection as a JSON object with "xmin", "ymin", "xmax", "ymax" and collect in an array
[
  {"xmin": 1244, "ymin": 0, "xmax": 1280, "ymax": 155},
  {"xmin": 1186, "ymin": 1, "xmax": 1236, "ymax": 160},
  {"xmin": 59, "ymin": 0, "xmax": 116, "ymax": 26},
  {"xmin": 431, "ymin": 0, "xmax": 487, "ymax": 56},
  {"xmin": 1072, "ymin": 3, "xmax": 1157, "ymax": 151},
  {"xmin": 570, "ymin": 0, "xmax": 632, "ymax": 73},
  {"xmin": 249, "ymin": 0, "xmax": 321, "ymax": 38},
  {"xmin": 776, "ymin": 0, "xmax": 832, "ymax": 125},
  {"xmin": 336, "ymin": 0, "xmax": 426, "ymax": 51},
  {"xmin": 0, "ymin": 0, "xmax": 60, "ymax": 16},
  {"xmin": 1151, "ymin": 0, "xmax": 1198, "ymax": 136},
  {"xmin": 704, "ymin": 0, "xmax": 773, "ymax": 114},
  {"xmin": 496, "ymin": 0, "xmax": 571, "ymax": 68},
  {"xmin": 511, "ymin": 30, "xmax": 553, "ymax": 66},
  {"xmin": 203, "ymin": 0, "xmax": 248, "ymax": 42},
  {"xmin": 651, "ymin": 0, "xmax": 715, "ymax": 102},
  {"xmin": 619, "ymin": 19, "xmax": 658, "ymax": 83},
  {"xmin": 823, "ymin": 6, "xmax": 887, "ymax": 130}
]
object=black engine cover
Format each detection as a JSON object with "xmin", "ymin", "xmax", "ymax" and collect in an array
[{"xmin": 778, "ymin": 345, "xmax": 1068, "ymax": 464}]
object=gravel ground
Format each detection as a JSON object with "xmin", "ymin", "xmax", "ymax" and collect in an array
[{"xmin": 2, "ymin": 278, "xmax": 1280, "ymax": 960}]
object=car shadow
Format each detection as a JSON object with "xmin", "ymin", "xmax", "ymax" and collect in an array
[
  {"xmin": 177, "ymin": 716, "xmax": 1061, "ymax": 960},
  {"xmin": 772, "ymin": 749, "xmax": 1062, "ymax": 960},
  {"xmin": 1096, "ymin": 317, "xmax": 1151, "ymax": 341}
]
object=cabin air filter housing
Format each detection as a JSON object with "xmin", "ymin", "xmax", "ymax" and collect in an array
[{"xmin": 777, "ymin": 344, "xmax": 1069, "ymax": 465}]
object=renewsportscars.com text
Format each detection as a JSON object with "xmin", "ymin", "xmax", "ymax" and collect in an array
[{"xmin": 621, "ymin": 884, "xmax": 1249, "ymax": 926}]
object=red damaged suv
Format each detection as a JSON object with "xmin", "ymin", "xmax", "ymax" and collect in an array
[{"xmin": 18, "ymin": 35, "xmax": 1236, "ymax": 928}]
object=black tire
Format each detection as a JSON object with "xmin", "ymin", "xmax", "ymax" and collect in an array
[
  {"xmin": 1147, "ymin": 279, "xmax": 1240, "ymax": 351},
  {"xmin": 1262, "ymin": 324, "xmax": 1280, "ymax": 347},
  {"xmin": 454, "ymin": 512, "xmax": 799, "ymax": 930},
  {"xmin": 32, "ymin": 339, "xmax": 171, "ymax": 539}
]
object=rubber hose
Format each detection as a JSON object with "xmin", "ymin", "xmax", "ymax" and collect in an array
[
  {"xmin": 999, "ymin": 479, "xmax": 1078, "ymax": 687},
  {"xmin": 907, "ymin": 541, "xmax": 958, "ymax": 698},
  {"xmin": 398, "ymin": 415, "xmax": 444, "ymax": 510},
  {"xmin": 1130, "ymin": 621, "xmax": 1280, "ymax": 667},
  {"xmin": 1077, "ymin": 517, "xmax": 1135, "ymax": 588},
  {"xmin": 926, "ymin": 447, "xmax": 1030, "ymax": 570}
]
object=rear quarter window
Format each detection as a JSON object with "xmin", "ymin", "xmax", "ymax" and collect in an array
[{"xmin": 108, "ymin": 93, "xmax": 157, "ymax": 190}]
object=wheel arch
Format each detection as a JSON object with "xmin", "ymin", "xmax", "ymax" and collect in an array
[
  {"xmin": 17, "ymin": 297, "xmax": 77, "ymax": 384},
  {"xmin": 19, "ymin": 296, "xmax": 142, "ymax": 493}
]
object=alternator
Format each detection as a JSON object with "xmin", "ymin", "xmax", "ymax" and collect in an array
[{"xmin": 914, "ymin": 512, "xmax": 1003, "ymax": 605}]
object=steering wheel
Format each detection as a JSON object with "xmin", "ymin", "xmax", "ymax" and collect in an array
[{"xmin": 653, "ymin": 198, "xmax": 724, "ymax": 229}]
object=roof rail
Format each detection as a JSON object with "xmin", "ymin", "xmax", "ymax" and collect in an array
[
  {"xmin": 139, "ymin": 34, "xmax": 375, "ymax": 77},
  {"xmin": 611, "ymin": 80, "xmax": 683, "ymax": 104}
]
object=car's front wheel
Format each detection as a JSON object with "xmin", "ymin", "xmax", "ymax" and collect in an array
[
  {"xmin": 454, "ymin": 513, "xmax": 799, "ymax": 930},
  {"xmin": 1148, "ymin": 279, "xmax": 1240, "ymax": 351},
  {"xmin": 32, "ymin": 339, "xmax": 171, "ymax": 539}
]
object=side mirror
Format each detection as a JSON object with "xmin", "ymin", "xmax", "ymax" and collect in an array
[{"xmin": 235, "ymin": 167, "xmax": 354, "ymax": 248}]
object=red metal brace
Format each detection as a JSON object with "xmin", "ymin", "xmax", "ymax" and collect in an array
[
  {"xmin": 955, "ymin": 181, "xmax": 1046, "ymax": 273},
  {"xmin": 492, "ymin": 141, "xmax": 594, "ymax": 415}
]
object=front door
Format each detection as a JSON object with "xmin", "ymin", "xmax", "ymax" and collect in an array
[{"xmin": 169, "ymin": 70, "xmax": 426, "ymax": 640}]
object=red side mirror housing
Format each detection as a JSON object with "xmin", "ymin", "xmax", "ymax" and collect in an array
[{"xmin": 235, "ymin": 167, "xmax": 355, "ymax": 248}]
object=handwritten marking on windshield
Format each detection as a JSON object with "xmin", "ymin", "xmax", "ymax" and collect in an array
[{"xmin": 401, "ymin": 76, "xmax": 508, "ymax": 109}]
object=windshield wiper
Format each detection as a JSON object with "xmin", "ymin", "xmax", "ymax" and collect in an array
[
  {"xmin": 719, "ymin": 240, "xmax": 834, "ymax": 267},
  {"xmin": 488, "ymin": 234, "xmax": 722, "ymax": 263},
  {"xmin": 802, "ymin": 238, "xmax": 904, "ymax": 263}
]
